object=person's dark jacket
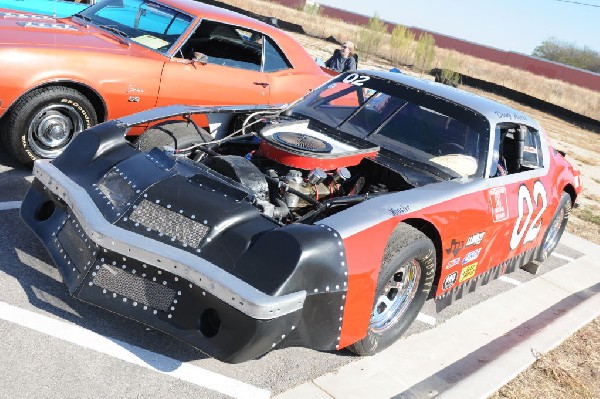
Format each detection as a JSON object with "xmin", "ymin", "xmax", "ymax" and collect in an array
[{"xmin": 325, "ymin": 49, "xmax": 357, "ymax": 72}]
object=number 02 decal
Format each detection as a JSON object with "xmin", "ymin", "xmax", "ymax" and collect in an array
[
  {"xmin": 343, "ymin": 73, "xmax": 370, "ymax": 86},
  {"xmin": 510, "ymin": 181, "xmax": 548, "ymax": 250}
]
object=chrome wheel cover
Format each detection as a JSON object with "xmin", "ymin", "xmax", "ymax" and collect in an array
[
  {"xmin": 27, "ymin": 104, "xmax": 84, "ymax": 158},
  {"xmin": 543, "ymin": 206, "xmax": 565, "ymax": 254},
  {"xmin": 370, "ymin": 259, "xmax": 421, "ymax": 334}
]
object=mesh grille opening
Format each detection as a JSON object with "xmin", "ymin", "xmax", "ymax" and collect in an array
[
  {"xmin": 130, "ymin": 200, "xmax": 209, "ymax": 248},
  {"xmin": 93, "ymin": 265, "xmax": 176, "ymax": 312}
]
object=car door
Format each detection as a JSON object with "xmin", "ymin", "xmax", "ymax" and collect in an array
[
  {"xmin": 484, "ymin": 122, "xmax": 550, "ymax": 270},
  {"xmin": 157, "ymin": 20, "xmax": 270, "ymax": 108}
]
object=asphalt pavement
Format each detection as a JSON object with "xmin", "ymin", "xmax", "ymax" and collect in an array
[{"xmin": 1, "ymin": 148, "xmax": 598, "ymax": 399}]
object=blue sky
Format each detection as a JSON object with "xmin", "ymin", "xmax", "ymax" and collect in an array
[{"xmin": 316, "ymin": 0, "xmax": 600, "ymax": 55}]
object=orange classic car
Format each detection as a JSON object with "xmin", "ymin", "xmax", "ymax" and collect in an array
[{"xmin": 0, "ymin": 0, "xmax": 329, "ymax": 164}]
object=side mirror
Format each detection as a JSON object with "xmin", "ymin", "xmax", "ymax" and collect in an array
[{"xmin": 192, "ymin": 52, "xmax": 208, "ymax": 65}]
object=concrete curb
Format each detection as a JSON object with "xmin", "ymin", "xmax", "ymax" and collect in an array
[{"xmin": 274, "ymin": 233, "xmax": 600, "ymax": 399}]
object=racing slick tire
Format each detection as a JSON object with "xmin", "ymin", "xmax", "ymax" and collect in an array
[
  {"xmin": 135, "ymin": 121, "xmax": 212, "ymax": 153},
  {"xmin": 1, "ymin": 86, "xmax": 97, "ymax": 165},
  {"xmin": 348, "ymin": 223, "xmax": 436, "ymax": 356},
  {"xmin": 536, "ymin": 192, "xmax": 572, "ymax": 262}
]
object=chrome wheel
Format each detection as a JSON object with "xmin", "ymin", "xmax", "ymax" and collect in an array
[
  {"xmin": 370, "ymin": 259, "xmax": 421, "ymax": 334},
  {"xmin": 27, "ymin": 104, "xmax": 84, "ymax": 158}
]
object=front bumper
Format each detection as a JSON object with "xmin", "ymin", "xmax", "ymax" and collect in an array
[{"xmin": 23, "ymin": 160, "xmax": 307, "ymax": 362}]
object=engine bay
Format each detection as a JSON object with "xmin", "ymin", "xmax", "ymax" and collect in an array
[{"xmin": 158, "ymin": 116, "xmax": 418, "ymax": 224}]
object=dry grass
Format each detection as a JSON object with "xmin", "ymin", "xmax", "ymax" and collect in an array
[
  {"xmin": 490, "ymin": 317, "xmax": 600, "ymax": 399},
  {"xmin": 217, "ymin": 0, "xmax": 600, "ymax": 121}
]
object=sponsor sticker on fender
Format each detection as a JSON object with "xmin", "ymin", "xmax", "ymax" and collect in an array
[
  {"xmin": 445, "ymin": 257, "xmax": 461, "ymax": 269},
  {"xmin": 466, "ymin": 232, "xmax": 485, "ymax": 246},
  {"xmin": 489, "ymin": 186, "xmax": 509, "ymax": 222},
  {"xmin": 443, "ymin": 271, "xmax": 458, "ymax": 290},
  {"xmin": 459, "ymin": 262, "xmax": 478, "ymax": 283},
  {"xmin": 462, "ymin": 248, "xmax": 481, "ymax": 264}
]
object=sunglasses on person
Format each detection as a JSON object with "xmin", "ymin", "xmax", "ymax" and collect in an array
[{"xmin": 341, "ymin": 45, "xmax": 348, "ymax": 49}]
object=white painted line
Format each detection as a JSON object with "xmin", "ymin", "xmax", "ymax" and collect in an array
[
  {"xmin": 0, "ymin": 201, "xmax": 21, "ymax": 211},
  {"xmin": 416, "ymin": 312, "xmax": 436, "ymax": 326},
  {"xmin": 551, "ymin": 252, "xmax": 575, "ymax": 262},
  {"xmin": 498, "ymin": 276, "xmax": 522, "ymax": 286},
  {"xmin": 0, "ymin": 301, "xmax": 270, "ymax": 399}
]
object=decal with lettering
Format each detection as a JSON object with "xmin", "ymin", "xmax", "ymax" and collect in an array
[
  {"xmin": 443, "ymin": 271, "xmax": 458, "ymax": 290},
  {"xmin": 445, "ymin": 257, "xmax": 461, "ymax": 269},
  {"xmin": 462, "ymin": 248, "xmax": 481, "ymax": 264},
  {"xmin": 489, "ymin": 186, "xmax": 509, "ymax": 222},
  {"xmin": 388, "ymin": 205, "xmax": 410, "ymax": 216},
  {"xmin": 466, "ymin": 232, "xmax": 485, "ymax": 246},
  {"xmin": 459, "ymin": 262, "xmax": 478, "ymax": 283}
]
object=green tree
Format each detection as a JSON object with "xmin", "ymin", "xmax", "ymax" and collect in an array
[
  {"xmin": 438, "ymin": 53, "xmax": 461, "ymax": 87},
  {"xmin": 390, "ymin": 25, "xmax": 416, "ymax": 66},
  {"xmin": 414, "ymin": 33, "xmax": 436, "ymax": 73},
  {"xmin": 533, "ymin": 37, "xmax": 600, "ymax": 73},
  {"xmin": 356, "ymin": 13, "xmax": 388, "ymax": 59}
]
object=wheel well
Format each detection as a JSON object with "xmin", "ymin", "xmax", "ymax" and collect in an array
[
  {"xmin": 6, "ymin": 82, "xmax": 107, "ymax": 123},
  {"xmin": 563, "ymin": 183, "xmax": 577, "ymax": 206},
  {"xmin": 402, "ymin": 218, "xmax": 443, "ymax": 299}
]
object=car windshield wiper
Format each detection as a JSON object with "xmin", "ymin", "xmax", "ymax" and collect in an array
[
  {"xmin": 73, "ymin": 13, "xmax": 92, "ymax": 23},
  {"xmin": 98, "ymin": 24, "xmax": 130, "ymax": 46}
]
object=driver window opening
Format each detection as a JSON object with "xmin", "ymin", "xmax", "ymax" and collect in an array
[
  {"xmin": 495, "ymin": 124, "xmax": 542, "ymax": 176},
  {"xmin": 180, "ymin": 20, "xmax": 264, "ymax": 71}
]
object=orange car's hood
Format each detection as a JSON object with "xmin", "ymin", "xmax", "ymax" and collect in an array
[{"xmin": 0, "ymin": 12, "xmax": 134, "ymax": 52}]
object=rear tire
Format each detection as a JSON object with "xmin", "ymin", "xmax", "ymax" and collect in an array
[
  {"xmin": 134, "ymin": 121, "xmax": 212, "ymax": 152},
  {"xmin": 1, "ymin": 86, "xmax": 97, "ymax": 164},
  {"xmin": 348, "ymin": 224, "xmax": 436, "ymax": 356}
]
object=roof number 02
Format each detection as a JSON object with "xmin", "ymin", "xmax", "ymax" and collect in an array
[
  {"xmin": 343, "ymin": 73, "xmax": 370, "ymax": 86},
  {"xmin": 510, "ymin": 181, "xmax": 547, "ymax": 250}
]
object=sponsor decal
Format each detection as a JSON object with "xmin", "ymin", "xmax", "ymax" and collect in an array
[
  {"xmin": 524, "ymin": 146, "xmax": 537, "ymax": 154},
  {"xmin": 462, "ymin": 248, "xmax": 481, "ymax": 264},
  {"xmin": 444, "ymin": 238, "xmax": 464, "ymax": 256},
  {"xmin": 445, "ymin": 257, "xmax": 461, "ymax": 269},
  {"xmin": 459, "ymin": 262, "xmax": 478, "ymax": 283},
  {"xmin": 388, "ymin": 205, "xmax": 410, "ymax": 216},
  {"xmin": 510, "ymin": 181, "xmax": 548, "ymax": 250},
  {"xmin": 489, "ymin": 186, "xmax": 509, "ymax": 222},
  {"xmin": 466, "ymin": 232, "xmax": 485, "ymax": 246},
  {"xmin": 443, "ymin": 271, "xmax": 458, "ymax": 290}
]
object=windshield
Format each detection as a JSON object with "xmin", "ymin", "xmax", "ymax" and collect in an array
[
  {"xmin": 79, "ymin": 0, "xmax": 193, "ymax": 53},
  {"xmin": 291, "ymin": 73, "xmax": 490, "ymax": 178}
]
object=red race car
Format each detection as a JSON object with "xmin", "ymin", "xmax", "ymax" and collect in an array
[
  {"xmin": 21, "ymin": 71, "xmax": 582, "ymax": 362},
  {"xmin": 0, "ymin": 0, "xmax": 328, "ymax": 164}
]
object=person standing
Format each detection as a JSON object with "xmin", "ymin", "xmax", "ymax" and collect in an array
[{"xmin": 325, "ymin": 41, "xmax": 357, "ymax": 72}]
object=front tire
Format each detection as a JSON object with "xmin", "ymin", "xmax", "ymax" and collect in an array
[
  {"xmin": 2, "ymin": 86, "xmax": 97, "ymax": 164},
  {"xmin": 349, "ymin": 224, "xmax": 436, "ymax": 356}
]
